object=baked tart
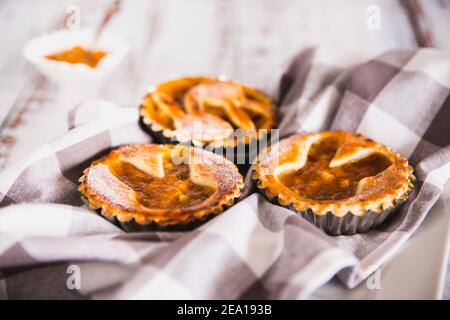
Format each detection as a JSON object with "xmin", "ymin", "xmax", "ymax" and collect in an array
[
  {"xmin": 79, "ymin": 144, "xmax": 244, "ymax": 231},
  {"xmin": 139, "ymin": 77, "xmax": 276, "ymax": 170},
  {"xmin": 254, "ymin": 131, "xmax": 415, "ymax": 235}
]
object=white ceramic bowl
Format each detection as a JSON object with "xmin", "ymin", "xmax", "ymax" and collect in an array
[{"xmin": 23, "ymin": 29, "xmax": 129, "ymax": 85}]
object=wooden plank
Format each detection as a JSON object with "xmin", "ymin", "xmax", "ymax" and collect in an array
[
  {"xmin": 417, "ymin": 0, "xmax": 450, "ymax": 50},
  {"xmin": 240, "ymin": 0, "xmax": 418, "ymax": 89},
  {"xmin": 0, "ymin": 0, "xmax": 66, "ymax": 168},
  {"xmin": 0, "ymin": 0, "xmax": 159, "ymax": 168},
  {"xmin": 400, "ymin": 0, "xmax": 437, "ymax": 47},
  {"xmin": 137, "ymin": 0, "xmax": 241, "ymax": 92},
  {"xmin": 0, "ymin": 0, "xmax": 64, "ymax": 124},
  {"xmin": 98, "ymin": 0, "xmax": 168, "ymax": 106},
  {"xmin": 1, "ymin": 0, "xmax": 448, "ymax": 171}
]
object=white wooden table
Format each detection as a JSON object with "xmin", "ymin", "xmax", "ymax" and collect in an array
[{"xmin": 0, "ymin": 0, "xmax": 449, "ymax": 298}]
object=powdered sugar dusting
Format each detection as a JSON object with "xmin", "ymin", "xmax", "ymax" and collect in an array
[{"xmin": 86, "ymin": 164, "xmax": 137, "ymax": 210}]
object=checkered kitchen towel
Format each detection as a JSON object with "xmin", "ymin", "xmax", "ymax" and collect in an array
[{"xmin": 1, "ymin": 48, "xmax": 450, "ymax": 299}]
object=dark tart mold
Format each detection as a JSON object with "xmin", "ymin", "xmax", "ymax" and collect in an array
[{"xmin": 254, "ymin": 131, "xmax": 415, "ymax": 235}]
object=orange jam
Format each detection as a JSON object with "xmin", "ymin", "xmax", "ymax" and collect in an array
[
  {"xmin": 109, "ymin": 160, "xmax": 214, "ymax": 210},
  {"xmin": 45, "ymin": 46, "xmax": 107, "ymax": 68},
  {"xmin": 279, "ymin": 138, "xmax": 392, "ymax": 201}
]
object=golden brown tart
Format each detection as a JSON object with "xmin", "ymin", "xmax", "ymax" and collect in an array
[
  {"xmin": 79, "ymin": 144, "xmax": 244, "ymax": 231},
  {"xmin": 139, "ymin": 77, "xmax": 276, "ymax": 148},
  {"xmin": 254, "ymin": 131, "xmax": 415, "ymax": 235}
]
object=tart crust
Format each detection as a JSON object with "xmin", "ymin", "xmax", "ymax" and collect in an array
[
  {"xmin": 139, "ymin": 76, "xmax": 276, "ymax": 148},
  {"xmin": 79, "ymin": 144, "xmax": 244, "ymax": 228},
  {"xmin": 254, "ymin": 131, "xmax": 415, "ymax": 223}
]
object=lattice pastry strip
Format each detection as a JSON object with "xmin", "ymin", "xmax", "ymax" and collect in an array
[{"xmin": 140, "ymin": 77, "xmax": 276, "ymax": 147}]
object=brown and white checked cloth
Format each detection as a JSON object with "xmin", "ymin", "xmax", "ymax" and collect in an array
[{"xmin": 0, "ymin": 48, "xmax": 450, "ymax": 299}]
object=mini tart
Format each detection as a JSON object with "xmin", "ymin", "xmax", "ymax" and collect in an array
[
  {"xmin": 139, "ymin": 76, "xmax": 276, "ymax": 149},
  {"xmin": 254, "ymin": 131, "xmax": 415, "ymax": 235},
  {"xmin": 79, "ymin": 144, "xmax": 244, "ymax": 231}
]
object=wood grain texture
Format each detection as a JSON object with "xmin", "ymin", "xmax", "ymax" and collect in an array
[
  {"xmin": 417, "ymin": 0, "xmax": 450, "ymax": 49},
  {"xmin": 0, "ymin": 0, "xmax": 157, "ymax": 166},
  {"xmin": 400, "ymin": 0, "xmax": 437, "ymax": 47},
  {"xmin": 0, "ymin": 0, "xmax": 448, "ymax": 170},
  {"xmin": 0, "ymin": 0, "xmax": 62, "ymax": 125}
]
